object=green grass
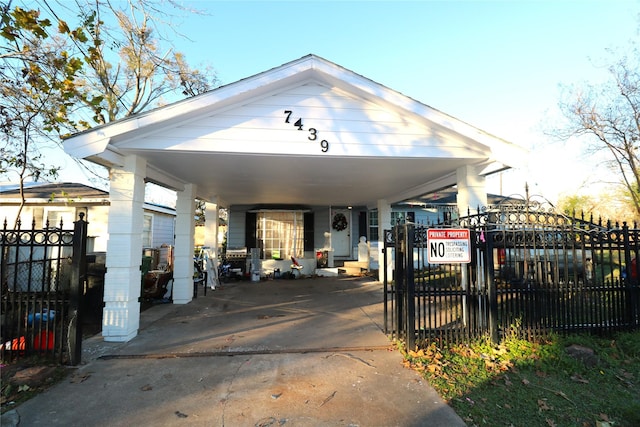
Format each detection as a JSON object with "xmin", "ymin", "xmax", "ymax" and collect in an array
[{"xmin": 402, "ymin": 330, "xmax": 640, "ymax": 427}]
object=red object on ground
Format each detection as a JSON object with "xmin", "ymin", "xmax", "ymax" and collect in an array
[{"xmin": 34, "ymin": 331, "xmax": 55, "ymax": 350}]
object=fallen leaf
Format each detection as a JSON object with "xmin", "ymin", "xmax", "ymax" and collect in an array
[
  {"xmin": 522, "ymin": 378, "xmax": 530, "ymax": 385},
  {"xmin": 69, "ymin": 373, "xmax": 91, "ymax": 384},
  {"xmin": 546, "ymin": 418, "xmax": 557, "ymax": 427},
  {"xmin": 174, "ymin": 411, "xmax": 188, "ymax": 418},
  {"xmin": 599, "ymin": 413, "xmax": 610, "ymax": 421},
  {"xmin": 319, "ymin": 390, "xmax": 337, "ymax": 407},
  {"xmin": 570, "ymin": 374, "xmax": 589, "ymax": 384},
  {"xmin": 504, "ymin": 378, "xmax": 512, "ymax": 387},
  {"xmin": 538, "ymin": 399, "xmax": 551, "ymax": 411},
  {"xmin": 140, "ymin": 384, "xmax": 152, "ymax": 391},
  {"xmin": 427, "ymin": 364, "xmax": 440, "ymax": 373}
]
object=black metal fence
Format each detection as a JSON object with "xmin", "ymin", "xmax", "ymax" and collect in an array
[
  {"xmin": 1, "ymin": 215, "xmax": 88, "ymax": 365},
  {"xmin": 384, "ymin": 202, "xmax": 640, "ymax": 350}
]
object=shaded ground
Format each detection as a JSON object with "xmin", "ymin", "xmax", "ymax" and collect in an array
[
  {"xmin": 1, "ymin": 361, "xmax": 68, "ymax": 413},
  {"xmin": 3, "ymin": 276, "xmax": 465, "ymax": 427}
]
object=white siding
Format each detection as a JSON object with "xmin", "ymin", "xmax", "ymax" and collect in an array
[
  {"xmin": 86, "ymin": 206, "xmax": 109, "ymax": 252},
  {"xmin": 127, "ymin": 83, "xmax": 482, "ymax": 159},
  {"xmin": 151, "ymin": 213, "xmax": 175, "ymax": 247},
  {"xmin": 0, "ymin": 206, "xmax": 30, "ymax": 228}
]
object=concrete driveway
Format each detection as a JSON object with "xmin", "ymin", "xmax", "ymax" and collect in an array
[{"xmin": 8, "ymin": 276, "xmax": 466, "ymax": 427}]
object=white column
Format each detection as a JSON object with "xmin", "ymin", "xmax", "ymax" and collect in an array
[
  {"xmin": 456, "ymin": 165, "xmax": 487, "ymax": 328},
  {"xmin": 456, "ymin": 165, "xmax": 487, "ymax": 216},
  {"xmin": 102, "ymin": 155, "xmax": 146, "ymax": 342},
  {"xmin": 377, "ymin": 199, "xmax": 392, "ymax": 283},
  {"xmin": 173, "ymin": 184, "xmax": 197, "ymax": 304},
  {"xmin": 204, "ymin": 200, "xmax": 219, "ymax": 289}
]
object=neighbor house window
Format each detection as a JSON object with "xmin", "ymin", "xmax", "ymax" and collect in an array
[
  {"xmin": 391, "ymin": 211, "xmax": 415, "ymax": 226},
  {"xmin": 142, "ymin": 213, "xmax": 153, "ymax": 247},
  {"xmin": 45, "ymin": 208, "xmax": 73, "ymax": 228},
  {"xmin": 391, "ymin": 212, "xmax": 405, "ymax": 226},
  {"xmin": 256, "ymin": 211, "xmax": 304, "ymax": 260},
  {"xmin": 369, "ymin": 210, "xmax": 379, "ymax": 241}
]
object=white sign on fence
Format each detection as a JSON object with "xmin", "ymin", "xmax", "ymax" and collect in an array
[{"xmin": 427, "ymin": 229, "xmax": 471, "ymax": 264}]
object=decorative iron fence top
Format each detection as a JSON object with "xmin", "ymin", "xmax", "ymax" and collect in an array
[{"xmin": 384, "ymin": 203, "xmax": 638, "ymax": 247}]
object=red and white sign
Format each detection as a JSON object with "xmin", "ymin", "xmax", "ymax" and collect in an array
[{"xmin": 427, "ymin": 229, "xmax": 471, "ymax": 264}]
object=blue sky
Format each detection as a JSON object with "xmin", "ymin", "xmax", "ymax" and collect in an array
[
  {"xmin": 45, "ymin": 0, "xmax": 640, "ymax": 201},
  {"xmin": 159, "ymin": 0, "xmax": 638, "ymax": 201}
]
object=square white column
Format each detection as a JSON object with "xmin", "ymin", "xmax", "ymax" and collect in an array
[
  {"xmin": 203, "ymin": 200, "xmax": 219, "ymax": 288},
  {"xmin": 102, "ymin": 155, "xmax": 146, "ymax": 342},
  {"xmin": 457, "ymin": 165, "xmax": 488, "ymax": 216},
  {"xmin": 173, "ymin": 184, "xmax": 197, "ymax": 304}
]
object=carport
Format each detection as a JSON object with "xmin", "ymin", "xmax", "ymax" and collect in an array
[{"xmin": 63, "ymin": 54, "xmax": 526, "ymax": 342}]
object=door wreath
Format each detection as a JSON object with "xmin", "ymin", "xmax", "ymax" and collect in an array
[{"xmin": 332, "ymin": 213, "xmax": 348, "ymax": 231}]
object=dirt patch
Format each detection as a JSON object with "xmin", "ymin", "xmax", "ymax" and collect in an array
[{"xmin": 1, "ymin": 361, "xmax": 70, "ymax": 414}]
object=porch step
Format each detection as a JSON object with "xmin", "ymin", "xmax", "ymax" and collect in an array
[
  {"xmin": 339, "ymin": 260, "xmax": 369, "ymax": 276},
  {"xmin": 315, "ymin": 268, "xmax": 340, "ymax": 277}
]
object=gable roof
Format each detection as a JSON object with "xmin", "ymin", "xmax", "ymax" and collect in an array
[
  {"xmin": 0, "ymin": 182, "xmax": 176, "ymax": 216},
  {"xmin": 0, "ymin": 182, "xmax": 109, "ymax": 204},
  {"xmin": 64, "ymin": 54, "xmax": 527, "ymax": 207}
]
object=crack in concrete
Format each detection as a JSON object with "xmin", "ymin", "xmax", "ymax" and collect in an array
[{"xmin": 97, "ymin": 345, "xmax": 391, "ymax": 360}]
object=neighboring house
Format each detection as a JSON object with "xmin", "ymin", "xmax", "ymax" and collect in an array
[
  {"xmin": 0, "ymin": 182, "xmax": 176, "ymax": 256},
  {"xmin": 396, "ymin": 186, "xmax": 524, "ymax": 225},
  {"xmin": 62, "ymin": 54, "xmax": 527, "ymax": 342}
]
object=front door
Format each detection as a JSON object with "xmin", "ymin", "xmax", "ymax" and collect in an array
[{"xmin": 331, "ymin": 208, "xmax": 351, "ymax": 257}]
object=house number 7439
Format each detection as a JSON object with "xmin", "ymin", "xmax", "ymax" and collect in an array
[{"xmin": 284, "ymin": 110, "xmax": 329, "ymax": 152}]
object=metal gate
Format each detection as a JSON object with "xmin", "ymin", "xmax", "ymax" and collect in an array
[
  {"xmin": 383, "ymin": 202, "xmax": 640, "ymax": 350},
  {"xmin": 1, "ymin": 214, "xmax": 88, "ymax": 365}
]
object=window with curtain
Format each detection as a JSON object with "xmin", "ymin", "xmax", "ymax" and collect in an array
[{"xmin": 256, "ymin": 211, "xmax": 304, "ymax": 260}]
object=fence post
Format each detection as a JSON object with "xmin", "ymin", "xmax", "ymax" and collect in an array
[
  {"xmin": 405, "ymin": 224, "xmax": 416, "ymax": 351},
  {"xmin": 69, "ymin": 213, "xmax": 88, "ymax": 365},
  {"xmin": 383, "ymin": 232, "xmax": 390, "ymax": 334},
  {"xmin": 622, "ymin": 223, "xmax": 640, "ymax": 329},
  {"xmin": 383, "ymin": 245, "xmax": 388, "ymax": 334},
  {"xmin": 484, "ymin": 229, "xmax": 499, "ymax": 343},
  {"xmin": 394, "ymin": 225, "xmax": 405, "ymax": 343}
]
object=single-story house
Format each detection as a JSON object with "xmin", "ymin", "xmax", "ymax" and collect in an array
[
  {"xmin": 62, "ymin": 54, "xmax": 527, "ymax": 342},
  {"xmin": 0, "ymin": 182, "xmax": 176, "ymax": 257}
]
